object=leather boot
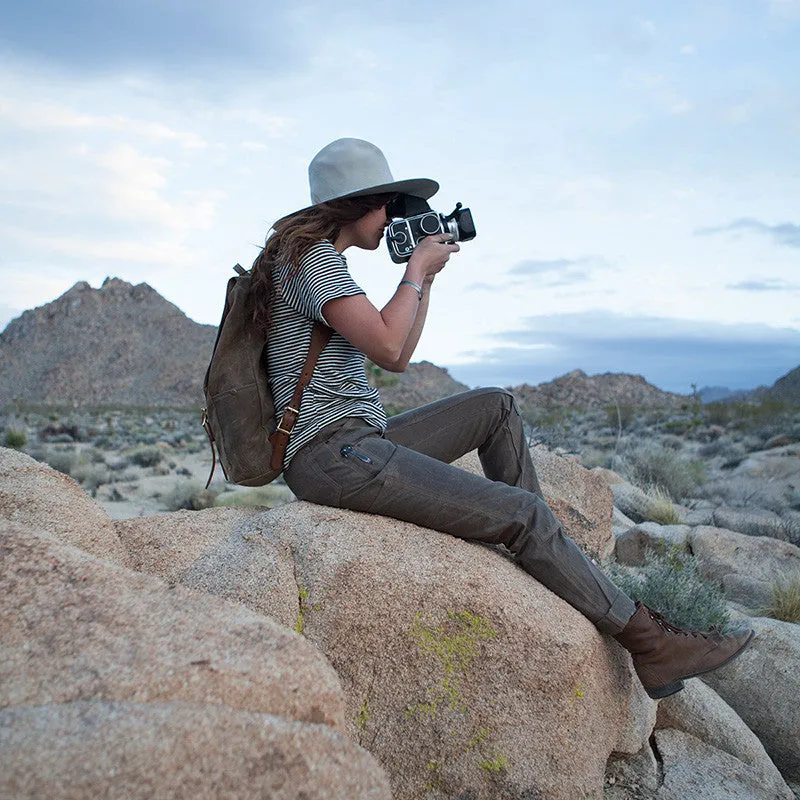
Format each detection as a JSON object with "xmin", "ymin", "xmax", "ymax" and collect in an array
[{"xmin": 613, "ymin": 602, "xmax": 755, "ymax": 699}]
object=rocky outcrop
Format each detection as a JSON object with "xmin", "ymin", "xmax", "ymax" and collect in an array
[
  {"xmin": 656, "ymin": 679, "xmax": 792, "ymax": 798},
  {"xmin": 0, "ymin": 448, "xmax": 131, "ymax": 566},
  {"xmin": 118, "ymin": 501, "xmax": 654, "ymax": 800},
  {"xmin": 689, "ymin": 525, "xmax": 800, "ymax": 587},
  {"xmin": 615, "ymin": 523, "xmax": 692, "ymax": 566},
  {"xmin": 1, "ymin": 702, "xmax": 390, "ymax": 800},
  {"xmin": 701, "ymin": 616, "xmax": 800, "ymax": 785},
  {"xmin": 713, "ymin": 506, "xmax": 789, "ymax": 542},
  {"xmin": 0, "ymin": 277, "xmax": 217, "ymax": 407},
  {"xmin": 0, "ymin": 519, "xmax": 390, "ymax": 798},
  {"xmin": 652, "ymin": 728, "xmax": 790, "ymax": 800},
  {"xmin": 511, "ymin": 369, "xmax": 687, "ymax": 411}
]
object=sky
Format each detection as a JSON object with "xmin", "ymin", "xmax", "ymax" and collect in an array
[{"xmin": 1, "ymin": 0, "xmax": 798, "ymax": 395}]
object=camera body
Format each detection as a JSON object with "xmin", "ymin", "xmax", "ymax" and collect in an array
[{"xmin": 385, "ymin": 196, "xmax": 476, "ymax": 264}]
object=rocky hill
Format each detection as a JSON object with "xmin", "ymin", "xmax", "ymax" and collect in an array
[
  {"xmin": 0, "ymin": 279, "xmax": 468, "ymax": 410},
  {"xmin": 0, "ymin": 278, "xmax": 218, "ymax": 408},
  {"xmin": 510, "ymin": 369, "xmax": 688, "ymax": 411},
  {"xmin": 770, "ymin": 365, "xmax": 800, "ymax": 405}
]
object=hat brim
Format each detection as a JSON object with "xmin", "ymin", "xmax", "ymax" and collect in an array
[{"xmin": 286, "ymin": 177, "xmax": 439, "ymax": 219}]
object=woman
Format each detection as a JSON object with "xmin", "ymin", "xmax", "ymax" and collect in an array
[{"xmin": 251, "ymin": 137, "xmax": 752, "ymax": 699}]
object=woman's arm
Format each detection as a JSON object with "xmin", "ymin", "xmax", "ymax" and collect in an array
[{"xmin": 323, "ymin": 236, "xmax": 458, "ymax": 371}]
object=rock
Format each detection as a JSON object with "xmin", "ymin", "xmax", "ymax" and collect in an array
[
  {"xmin": 653, "ymin": 728, "xmax": 790, "ymax": 799},
  {"xmin": 592, "ymin": 466, "xmax": 626, "ymax": 486},
  {"xmin": 612, "ymin": 507, "xmax": 636, "ymax": 537},
  {"xmin": 713, "ymin": 506, "xmax": 788, "ymax": 542},
  {"xmin": 0, "ymin": 521, "xmax": 345, "ymax": 730},
  {"xmin": 0, "ymin": 447, "xmax": 131, "ymax": 567},
  {"xmin": 689, "ymin": 526, "xmax": 800, "ymax": 586},
  {"xmin": 780, "ymin": 509, "xmax": 800, "ymax": 546},
  {"xmin": 656, "ymin": 679, "xmax": 792, "ymax": 798},
  {"xmin": 0, "ymin": 701, "xmax": 391, "ymax": 799},
  {"xmin": 604, "ymin": 743, "xmax": 660, "ymax": 798},
  {"xmin": 701, "ymin": 616, "xmax": 800, "ymax": 785},
  {"xmin": 611, "ymin": 481, "xmax": 660, "ymax": 525},
  {"xmin": 454, "ymin": 446, "xmax": 614, "ymax": 558},
  {"xmin": 677, "ymin": 507, "xmax": 715, "ymax": 526},
  {"xmin": 764, "ymin": 433, "xmax": 800, "ymax": 449},
  {"xmin": 615, "ymin": 522, "xmax": 691, "ymax": 566},
  {"xmin": 129, "ymin": 501, "xmax": 656, "ymax": 800},
  {"xmin": 721, "ymin": 574, "xmax": 773, "ymax": 610}
]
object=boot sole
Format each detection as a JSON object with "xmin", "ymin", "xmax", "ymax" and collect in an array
[{"xmin": 644, "ymin": 629, "xmax": 755, "ymax": 700}]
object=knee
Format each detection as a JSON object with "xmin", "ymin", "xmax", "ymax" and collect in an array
[{"xmin": 466, "ymin": 386, "xmax": 517, "ymax": 413}]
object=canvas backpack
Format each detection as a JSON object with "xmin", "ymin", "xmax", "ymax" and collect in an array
[{"xmin": 201, "ymin": 264, "xmax": 331, "ymax": 487}]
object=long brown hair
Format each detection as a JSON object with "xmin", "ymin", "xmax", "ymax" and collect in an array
[{"xmin": 250, "ymin": 192, "xmax": 395, "ymax": 333}]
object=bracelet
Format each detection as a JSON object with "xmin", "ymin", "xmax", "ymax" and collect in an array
[{"xmin": 399, "ymin": 279, "xmax": 423, "ymax": 301}]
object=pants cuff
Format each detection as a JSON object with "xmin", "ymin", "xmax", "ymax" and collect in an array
[{"xmin": 594, "ymin": 593, "xmax": 637, "ymax": 635}]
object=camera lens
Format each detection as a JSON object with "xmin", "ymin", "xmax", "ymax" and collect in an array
[
  {"xmin": 419, "ymin": 214, "xmax": 441, "ymax": 235},
  {"xmin": 393, "ymin": 230, "xmax": 408, "ymax": 245}
]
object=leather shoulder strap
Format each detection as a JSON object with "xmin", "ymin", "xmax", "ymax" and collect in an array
[{"xmin": 268, "ymin": 321, "xmax": 333, "ymax": 470}]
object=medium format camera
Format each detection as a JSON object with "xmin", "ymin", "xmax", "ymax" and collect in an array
[{"xmin": 385, "ymin": 194, "xmax": 476, "ymax": 263}]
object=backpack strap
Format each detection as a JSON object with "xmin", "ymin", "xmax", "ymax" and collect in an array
[{"xmin": 268, "ymin": 321, "xmax": 332, "ymax": 471}]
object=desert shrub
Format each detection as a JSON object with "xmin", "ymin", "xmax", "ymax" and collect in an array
[
  {"xmin": 602, "ymin": 547, "xmax": 731, "ymax": 633},
  {"xmin": 164, "ymin": 481, "xmax": 219, "ymax": 511},
  {"xmin": 697, "ymin": 438, "xmax": 743, "ymax": 460},
  {"xmin": 71, "ymin": 463, "xmax": 111, "ymax": 493},
  {"xmin": 604, "ymin": 404, "xmax": 636, "ymax": 430},
  {"xmin": 43, "ymin": 449, "xmax": 78, "ymax": 476},
  {"xmin": 4, "ymin": 429, "xmax": 26, "ymax": 449},
  {"xmin": 759, "ymin": 575, "xmax": 800, "ymax": 623},
  {"xmin": 214, "ymin": 484, "xmax": 294, "ymax": 508},
  {"xmin": 616, "ymin": 440, "xmax": 706, "ymax": 500},
  {"xmin": 128, "ymin": 447, "xmax": 164, "ymax": 468}
]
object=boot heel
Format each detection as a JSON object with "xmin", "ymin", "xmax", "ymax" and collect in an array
[{"xmin": 647, "ymin": 680, "xmax": 684, "ymax": 699}]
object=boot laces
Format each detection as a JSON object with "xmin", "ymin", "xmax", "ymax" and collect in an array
[{"xmin": 647, "ymin": 608, "xmax": 710, "ymax": 639}]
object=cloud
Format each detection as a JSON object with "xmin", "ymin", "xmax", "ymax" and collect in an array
[
  {"xmin": 727, "ymin": 278, "xmax": 800, "ymax": 292},
  {"xmin": 0, "ymin": 0, "xmax": 299, "ymax": 76},
  {"xmin": 503, "ymin": 256, "xmax": 608, "ymax": 288},
  {"xmin": 446, "ymin": 311, "xmax": 800, "ymax": 393},
  {"xmin": 695, "ymin": 217, "xmax": 800, "ymax": 247},
  {"xmin": 510, "ymin": 258, "xmax": 578, "ymax": 276}
]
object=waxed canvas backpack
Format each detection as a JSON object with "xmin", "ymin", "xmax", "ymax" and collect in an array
[{"xmin": 201, "ymin": 264, "xmax": 330, "ymax": 487}]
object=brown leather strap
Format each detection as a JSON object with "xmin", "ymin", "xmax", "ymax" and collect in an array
[{"xmin": 268, "ymin": 322, "xmax": 332, "ymax": 471}]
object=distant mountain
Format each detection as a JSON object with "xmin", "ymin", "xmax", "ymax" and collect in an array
[
  {"xmin": 0, "ymin": 278, "xmax": 218, "ymax": 408},
  {"xmin": 770, "ymin": 365, "xmax": 800, "ymax": 405},
  {"xmin": 509, "ymin": 369, "xmax": 688, "ymax": 410},
  {"xmin": 0, "ymin": 279, "xmax": 468, "ymax": 411}
]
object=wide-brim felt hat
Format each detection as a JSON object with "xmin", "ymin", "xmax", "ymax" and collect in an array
[{"xmin": 305, "ymin": 138, "xmax": 439, "ymax": 208}]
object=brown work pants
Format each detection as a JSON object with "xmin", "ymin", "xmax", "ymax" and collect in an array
[{"xmin": 284, "ymin": 387, "xmax": 635, "ymax": 634}]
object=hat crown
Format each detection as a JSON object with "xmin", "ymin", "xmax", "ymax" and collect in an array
[{"xmin": 309, "ymin": 138, "xmax": 395, "ymax": 204}]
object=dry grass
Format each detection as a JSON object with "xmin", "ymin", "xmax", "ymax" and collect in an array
[
  {"xmin": 760, "ymin": 575, "xmax": 800, "ymax": 623},
  {"xmin": 644, "ymin": 484, "xmax": 680, "ymax": 525}
]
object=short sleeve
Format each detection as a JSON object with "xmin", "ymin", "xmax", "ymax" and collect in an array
[{"xmin": 279, "ymin": 241, "xmax": 364, "ymax": 325}]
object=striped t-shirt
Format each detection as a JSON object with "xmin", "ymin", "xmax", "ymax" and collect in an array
[{"xmin": 266, "ymin": 239, "xmax": 387, "ymax": 467}]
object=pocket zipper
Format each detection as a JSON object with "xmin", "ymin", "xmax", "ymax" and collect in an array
[{"xmin": 340, "ymin": 444, "xmax": 373, "ymax": 464}]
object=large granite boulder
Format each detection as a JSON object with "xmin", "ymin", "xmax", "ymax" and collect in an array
[
  {"xmin": 0, "ymin": 447, "xmax": 130, "ymax": 566},
  {"xmin": 713, "ymin": 506, "xmax": 788, "ymax": 542},
  {"xmin": 0, "ymin": 521, "xmax": 344, "ymax": 728},
  {"xmin": 653, "ymin": 728, "xmax": 791, "ymax": 799},
  {"xmin": 656, "ymin": 679, "xmax": 792, "ymax": 798},
  {"xmin": 0, "ymin": 701, "xmax": 390, "ymax": 799},
  {"xmin": 615, "ymin": 522, "xmax": 692, "ymax": 566},
  {"xmin": 121, "ymin": 501, "xmax": 655, "ymax": 800},
  {"xmin": 689, "ymin": 525, "xmax": 800, "ymax": 586},
  {"xmin": 701, "ymin": 616, "xmax": 800, "ymax": 785}
]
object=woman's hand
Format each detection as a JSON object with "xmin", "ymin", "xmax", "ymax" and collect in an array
[{"xmin": 405, "ymin": 234, "xmax": 460, "ymax": 284}]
